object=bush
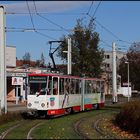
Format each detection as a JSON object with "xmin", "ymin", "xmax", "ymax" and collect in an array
[
  {"xmin": 0, "ymin": 112, "xmax": 22, "ymax": 125},
  {"xmin": 105, "ymin": 94, "xmax": 125, "ymax": 99},
  {"xmin": 115, "ymin": 101, "xmax": 140, "ymax": 135}
]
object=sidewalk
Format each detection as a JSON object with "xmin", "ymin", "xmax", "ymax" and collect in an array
[
  {"xmin": 7, "ymin": 101, "xmax": 27, "ymax": 107},
  {"xmin": 7, "ymin": 101, "xmax": 27, "ymax": 112}
]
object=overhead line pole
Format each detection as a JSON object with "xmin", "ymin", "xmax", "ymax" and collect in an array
[
  {"xmin": 0, "ymin": 6, "xmax": 7, "ymax": 114},
  {"xmin": 112, "ymin": 42, "xmax": 117, "ymax": 103},
  {"xmin": 68, "ymin": 38, "xmax": 72, "ymax": 75}
]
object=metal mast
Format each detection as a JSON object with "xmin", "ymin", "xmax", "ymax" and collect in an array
[{"xmin": 0, "ymin": 6, "xmax": 7, "ymax": 114}]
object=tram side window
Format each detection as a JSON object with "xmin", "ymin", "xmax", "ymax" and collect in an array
[
  {"xmin": 89, "ymin": 81, "xmax": 92, "ymax": 94},
  {"xmin": 91, "ymin": 81, "xmax": 96, "ymax": 93},
  {"xmin": 101, "ymin": 81, "xmax": 104, "ymax": 93},
  {"xmin": 96, "ymin": 81, "xmax": 101, "ymax": 93},
  {"xmin": 71, "ymin": 79, "xmax": 76, "ymax": 94},
  {"xmin": 64, "ymin": 78, "xmax": 71, "ymax": 95},
  {"xmin": 59, "ymin": 78, "xmax": 64, "ymax": 95},
  {"xmin": 47, "ymin": 76, "xmax": 52, "ymax": 95},
  {"xmin": 85, "ymin": 80, "xmax": 91, "ymax": 94},
  {"xmin": 53, "ymin": 77, "xmax": 58, "ymax": 95},
  {"xmin": 76, "ymin": 79, "xmax": 80, "ymax": 94}
]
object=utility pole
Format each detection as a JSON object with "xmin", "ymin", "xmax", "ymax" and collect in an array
[
  {"xmin": 0, "ymin": 6, "xmax": 7, "ymax": 114},
  {"xmin": 68, "ymin": 38, "xmax": 72, "ymax": 75},
  {"xmin": 112, "ymin": 42, "xmax": 117, "ymax": 103},
  {"xmin": 125, "ymin": 61, "xmax": 130, "ymax": 102}
]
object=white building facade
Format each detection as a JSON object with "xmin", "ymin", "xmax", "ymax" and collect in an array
[
  {"xmin": 103, "ymin": 50, "xmax": 126, "ymax": 72},
  {"xmin": 102, "ymin": 50, "xmax": 126, "ymax": 95},
  {"xmin": 6, "ymin": 45, "xmax": 16, "ymax": 67}
]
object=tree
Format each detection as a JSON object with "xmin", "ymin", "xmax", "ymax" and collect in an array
[
  {"xmin": 40, "ymin": 53, "xmax": 45, "ymax": 67},
  {"xmin": 118, "ymin": 42, "xmax": 140, "ymax": 91},
  {"xmin": 35, "ymin": 60, "xmax": 40, "ymax": 67},
  {"xmin": 22, "ymin": 52, "xmax": 31, "ymax": 66},
  {"xmin": 57, "ymin": 18, "xmax": 104, "ymax": 77},
  {"xmin": 35, "ymin": 53, "xmax": 46, "ymax": 67}
]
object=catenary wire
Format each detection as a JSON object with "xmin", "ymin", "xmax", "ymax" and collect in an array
[
  {"xmin": 86, "ymin": 1, "xmax": 94, "ymax": 15},
  {"xmin": 26, "ymin": 0, "xmax": 58, "ymax": 40},
  {"xmin": 91, "ymin": 1, "xmax": 102, "ymax": 19},
  {"xmin": 26, "ymin": 0, "xmax": 36, "ymax": 30},
  {"xmin": 33, "ymin": 0, "xmax": 69, "ymax": 33}
]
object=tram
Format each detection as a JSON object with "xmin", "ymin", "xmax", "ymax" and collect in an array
[{"xmin": 27, "ymin": 72, "xmax": 105, "ymax": 117}]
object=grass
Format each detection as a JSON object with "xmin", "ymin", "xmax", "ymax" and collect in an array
[
  {"xmin": 0, "ymin": 121, "xmax": 20, "ymax": 134},
  {"xmin": 31, "ymin": 110, "xmax": 109, "ymax": 139},
  {"xmin": 4, "ymin": 119, "xmax": 43, "ymax": 139},
  {"xmin": 78, "ymin": 109, "xmax": 120, "ymax": 139},
  {"xmin": 31, "ymin": 114, "xmax": 84, "ymax": 139},
  {"xmin": 1, "ymin": 104, "xmax": 137, "ymax": 139}
]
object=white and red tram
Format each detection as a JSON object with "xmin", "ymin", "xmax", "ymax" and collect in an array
[{"xmin": 27, "ymin": 73, "xmax": 105, "ymax": 117}]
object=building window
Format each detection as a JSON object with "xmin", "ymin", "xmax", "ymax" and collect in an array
[
  {"xmin": 106, "ymin": 55, "xmax": 110, "ymax": 59},
  {"xmin": 104, "ymin": 55, "xmax": 110, "ymax": 59},
  {"xmin": 105, "ymin": 63, "xmax": 110, "ymax": 68},
  {"xmin": 107, "ymin": 64, "xmax": 110, "ymax": 68}
]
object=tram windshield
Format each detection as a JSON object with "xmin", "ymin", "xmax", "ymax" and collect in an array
[
  {"xmin": 28, "ymin": 76, "xmax": 47, "ymax": 95},
  {"xmin": 28, "ymin": 76, "xmax": 59, "ymax": 96}
]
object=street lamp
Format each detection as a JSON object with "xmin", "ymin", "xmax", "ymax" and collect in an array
[{"xmin": 125, "ymin": 61, "xmax": 130, "ymax": 102}]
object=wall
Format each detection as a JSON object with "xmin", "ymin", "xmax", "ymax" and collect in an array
[{"xmin": 6, "ymin": 46, "xmax": 16, "ymax": 67}]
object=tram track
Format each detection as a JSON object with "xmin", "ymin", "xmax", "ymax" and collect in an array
[
  {"xmin": 73, "ymin": 109, "xmax": 119, "ymax": 139},
  {"xmin": 74, "ymin": 117, "xmax": 89, "ymax": 139},
  {"xmin": 93, "ymin": 118, "xmax": 117, "ymax": 139},
  {"xmin": 0, "ymin": 121, "xmax": 23, "ymax": 139},
  {"xmin": 0, "ymin": 119, "xmax": 45, "ymax": 139},
  {"xmin": 27, "ymin": 121, "xmax": 44, "ymax": 139},
  {"xmin": 0, "ymin": 106, "xmax": 121, "ymax": 139}
]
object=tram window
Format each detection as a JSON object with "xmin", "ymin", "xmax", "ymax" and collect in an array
[
  {"xmin": 96, "ymin": 81, "xmax": 101, "ymax": 93},
  {"xmin": 91, "ymin": 81, "xmax": 96, "ymax": 93},
  {"xmin": 101, "ymin": 81, "xmax": 104, "ymax": 93},
  {"xmin": 30, "ymin": 83, "xmax": 47, "ymax": 95},
  {"xmin": 52, "ymin": 77, "xmax": 58, "ymax": 95},
  {"xmin": 71, "ymin": 79, "xmax": 76, "ymax": 94},
  {"xmin": 59, "ymin": 78, "xmax": 64, "ymax": 95},
  {"xmin": 64, "ymin": 78, "xmax": 71, "ymax": 95},
  {"xmin": 76, "ymin": 79, "xmax": 80, "ymax": 94},
  {"xmin": 85, "ymin": 80, "xmax": 91, "ymax": 94},
  {"xmin": 29, "ymin": 76, "xmax": 47, "ymax": 95},
  {"xmin": 47, "ymin": 77, "xmax": 52, "ymax": 95},
  {"xmin": 89, "ymin": 81, "xmax": 92, "ymax": 94},
  {"xmin": 79, "ymin": 80, "xmax": 82, "ymax": 94},
  {"xmin": 40, "ymin": 83, "xmax": 47, "ymax": 95}
]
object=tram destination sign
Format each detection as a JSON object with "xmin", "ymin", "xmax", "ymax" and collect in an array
[{"xmin": 29, "ymin": 76, "xmax": 47, "ymax": 83}]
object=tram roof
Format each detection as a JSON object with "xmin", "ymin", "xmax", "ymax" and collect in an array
[
  {"xmin": 28, "ymin": 73, "xmax": 80, "ymax": 79},
  {"xmin": 28, "ymin": 73, "xmax": 104, "ymax": 81},
  {"xmin": 84, "ymin": 77, "xmax": 104, "ymax": 81}
]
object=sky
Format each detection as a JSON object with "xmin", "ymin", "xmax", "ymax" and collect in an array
[{"xmin": 1, "ymin": 1, "xmax": 140, "ymax": 65}]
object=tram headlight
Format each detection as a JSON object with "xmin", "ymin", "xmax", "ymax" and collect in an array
[
  {"xmin": 28, "ymin": 103, "xmax": 32, "ymax": 107},
  {"xmin": 41, "ymin": 103, "xmax": 45, "ymax": 107}
]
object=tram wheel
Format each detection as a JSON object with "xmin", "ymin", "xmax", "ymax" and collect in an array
[
  {"xmin": 65, "ymin": 107, "xmax": 72, "ymax": 114},
  {"xmin": 93, "ymin": 104, "xmax": 100, "ymax": 110}
]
